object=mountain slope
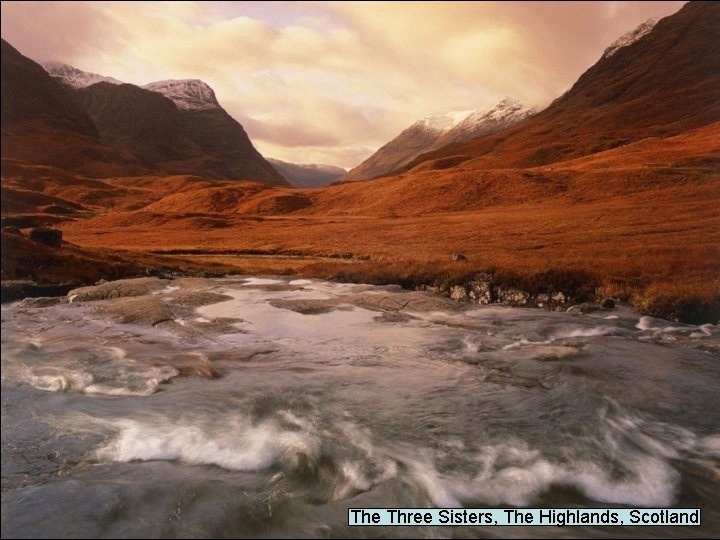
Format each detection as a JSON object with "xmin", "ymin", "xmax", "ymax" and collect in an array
[
  {"xmin": 140, "ymin": 79, "xmax": 288, "ymax": 185},
  {"xmin": 0, "ymin": 39, "xmax": 140, "ymax": 176},
  {"xmin": 342, "ymin": 98, "xmax": 533, "ymax": 182},
  {"xmin": 401, "ymin": 1, "xmax": 720, "ymax": 172},
  {"xmin": 74, "ymin": 82, "xmax": 201, "ymax": 165},
  {"xmin": 269, "ymin": 159, "xmax": 346, "ymax": 188}
]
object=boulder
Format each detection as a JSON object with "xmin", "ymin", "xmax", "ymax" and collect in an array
[
  {"xmin": 98, "ymin": 296, "xmax": 174, "ymax": 326},
  {"xmin": 160, "ymin": 291, "xmax": 233, "ymax": 318},
  {"xmin": 269, "ymin": 298, "xmax": 339, "ymax": 314},
  {"xmin": 467, "ymin": 280, "xmax": 493, "ymax": 304},
  {"xmin": 374, "ymin": 311, "xmax": 418, "ymax": 323},
  {"xmin": 532, "ymin": 345, "xmax": 583, "ymax": 361},
  {"xmin": 601, "ymin": 298, "xmax": 616, "ymax": 309},
  {"xmin": 16, "ymin": 296, "xmax": 65, "ymax": 308},
  {"xmin": 68, "ymin": 277, "xmax": 169, "ymax": 302},
  {"xmin": 496, "ymin": 287, "xmax": 530, "ymax": 305},
  {"xmin": 348, "ymin": 291, "xmax": 463, "ymax": 312},
  {"xmin": 177, "ymin": 358, "xmax": 220, "ymax": 379},
  {"xmin": 566, "ymin": 303, "xmax": 602, "ymax": 314},
  {"xmin": 450, "ymin": 285, "xmax": 469, "ymax": 302},
  {"xmin": 28, "ymin": 227, "xmax": 62, "ymax": 247},
  {"xmin": 2, "ymin": 225, "xmax": 22, "ymax": 235}
]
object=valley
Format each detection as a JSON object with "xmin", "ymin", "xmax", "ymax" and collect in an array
[{"xmin": 2, "ymin": 2, "xmax": 720, "ymax": 538}]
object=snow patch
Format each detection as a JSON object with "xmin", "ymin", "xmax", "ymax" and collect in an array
[
  {"xmin": 412, "ymin": 97, "xmax": 535, "ymax": 136},
  {"xmin": 602, "ymin": 18, "xmax": 657, "ymax": 59},
  {"xmin": 142, "ymin": 79, "xmax": 220, "ymax": 110},
  {"xmin": 42, "ymin": 62, "xmax": 123, "ymax": 89},
  {"xmin": 417, "ymin": 110, "xmax": 474, "ymax": 132}
]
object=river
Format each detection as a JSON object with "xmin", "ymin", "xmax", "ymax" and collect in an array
[{"xmin": 1, "ymin": 276, "xmax": 718, "ymax": 538}]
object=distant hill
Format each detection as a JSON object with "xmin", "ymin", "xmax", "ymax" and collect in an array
[
  {"xmin": 269, "ymin": 158, "xmax": 345, "ymax": 188},
  {"xmin": 342, "ymin": 98, "xmax": 534, "ymax": 182}
]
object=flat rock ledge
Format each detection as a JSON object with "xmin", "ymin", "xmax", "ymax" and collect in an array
[
  {"xmin": 68, "ymin": 277, "xmax": 170, "ymax": 302},
  {"xmin": 269, "ymin": 291, "xmax": 464, "ymax": 316}
]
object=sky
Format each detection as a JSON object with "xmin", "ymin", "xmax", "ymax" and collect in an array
[{"xmin": 1, "ymin": 1, "xmax": 686, "ymax": 169}]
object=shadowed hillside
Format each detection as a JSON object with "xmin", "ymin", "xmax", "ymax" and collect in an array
[{"xmin": 0, "ymin": 40, "xmax": 142, "ymax": 176}]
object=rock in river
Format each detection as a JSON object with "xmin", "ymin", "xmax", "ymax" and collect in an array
[{"xmin": 68, "ymin": 277, "xmax": 170, "ymax": 302}]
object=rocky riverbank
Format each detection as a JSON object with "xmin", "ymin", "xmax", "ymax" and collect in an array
[
  {"xmin": 4, "ymin": 270, "xmax": 718, "ymax": 326},
  {"xmin": 415, "ymin": 272, "xmax": 617, "ymax": 316}
]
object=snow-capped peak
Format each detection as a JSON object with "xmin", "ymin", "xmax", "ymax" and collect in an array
[
  {"xmin": 42, "ymin": 62, "xmax": 123, "ymax": 89},
  {"xmin": 602, "ymin": 18, "xmax": 657, "ymax": 59},
  {"xmin": 142, "ymin": 79, "xmax": 220, "ymax": 111},
  {"xmin": 413, "ymin": 97, "xmax": 534, "ymax": 135},
  {"xmin": 455, "ymin": 97, "xmax": 535, "ymax": 127},
  {"xmin": 416, "ymin": 110, "xmax": 474, "ymax": 132}
]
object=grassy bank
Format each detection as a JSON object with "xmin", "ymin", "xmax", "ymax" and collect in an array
[{"xmin": 4, "ymin": 229, "xmax": 716, "ymax": 323}]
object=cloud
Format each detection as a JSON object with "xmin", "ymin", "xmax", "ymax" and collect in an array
[
  {"xmin": 239, "ymin": 116, "xmax": 340, "ymax": 148},
  {"xmin": 1, "ymin": 1, "xmax": 686, "ymax": 168}
]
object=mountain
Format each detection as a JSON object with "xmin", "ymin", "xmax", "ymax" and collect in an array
[
  {"xmin": 30, "ymin": 58, "xmax": 287, "ymax": 185},
  {"xmin": 268, "ymin": 158, "xmax": 346, "ymax": 188},
  {"xmin": 342, "ymin": 97, "xmax": 534, "ymax": 182},
  {"xmin": 42, "ymin": 61, "xmax": 123, "ymax": 88},
  {"xmin": 399, "ymin": 1, "xmax": 720, "ymax": 172},
  {"xmin": 601, "ymin": 18, "xmax": 656, "ymax": 59},
  {"xmin": 0, "ymin": 39, "xmax": 139, "ymax": 176},
  {"xmin": 138, "ymin": 79, "xmax": 288, "ymax": 185}
]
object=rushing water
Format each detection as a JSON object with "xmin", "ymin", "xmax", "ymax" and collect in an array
[{"xmin": 1, "ymin": 277, "xmax": 719, "ymax": 538}]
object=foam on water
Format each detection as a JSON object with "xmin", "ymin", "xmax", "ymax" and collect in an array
[
  {"xmin": 2, "ymin": 277, "xmax": 719, "ymax": 537},
  {"xmin": 502, "ymin": 338, "xmax": 550, "ymax": 350},
  {"xmin": 551, "ymin": 325, "xmax": 625, "ymax": 339},
  {"xmin": 96, "ymin": 413, "xmax": 318, "ymax": 470},
  {"xmin": 2, "ymin": 343, "xmax": 179, "ymax": 396},
  {"xmin": 406, "ymin": 407, "xmax": 698, "ymax": 508},
  {"xmin": 690, "ymin": 324, "xmax": 714, "ymax": 338},
  {"xmin": 241, "ymin": 277, "xmax": 285, "ymax": 286},
  {"xmin": 637, "ymin": 316, "xmax": 688, "ymax": 334},
  {"xmin": 86, "ymin": 400, "xmax": 711, "ymax": 510}
]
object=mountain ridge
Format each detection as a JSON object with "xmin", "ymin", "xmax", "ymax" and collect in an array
[
  {"xmin": 1, "ymin": 47, "xmax": 287, "ymax": 185},
  {"xmin": 342, "ymin": 97, "xmax": 535, "ymax": 182},
  {"xmin": 43, "ymin": 61, "xmax": 123, "ymax": 88},
  {"xmin": 396, "ymin": 2, "xmax": 720, "ymax": 174},
  {"xmin": 142, "ymin": 79, "xmax": 221, "ymax": 111}
]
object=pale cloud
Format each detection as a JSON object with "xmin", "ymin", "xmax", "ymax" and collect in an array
[{"xmin": 0, "ymin": 1, "xmax": 686, "ymax": 168}]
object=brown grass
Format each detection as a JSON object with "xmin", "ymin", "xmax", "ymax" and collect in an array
[{"xmin": 3, "ymin": 125, "xmax": 719, "ymax": 322}]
